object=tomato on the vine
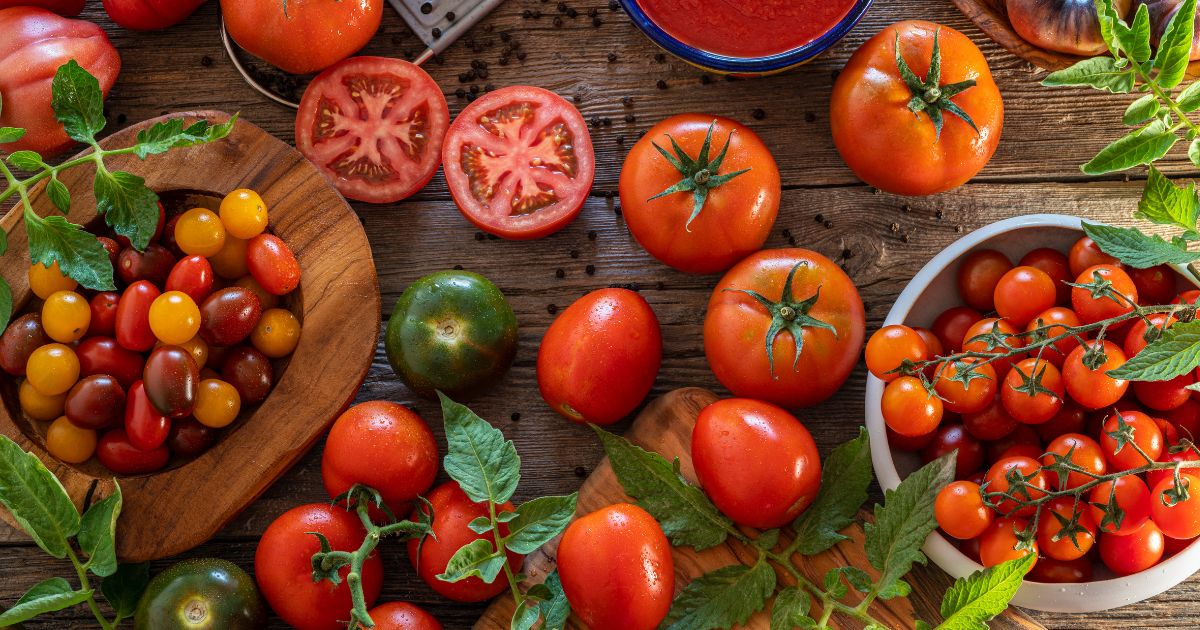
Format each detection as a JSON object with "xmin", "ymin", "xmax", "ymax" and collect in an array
[
  {"xmin": 1042, "ymin": 433, "xmax": 1105, "ymax": 489},
  {"xmin": 1001, "ymin": 357, "xmax": 1063, "ymax": 425},
  {"xmin": 980, "ymin": 517, "xmax": 1037, "ymax": 569},
  {"xmin": 865, "ymin": 325, "xmax": 928, "ymax": 382},
  {"xmin": 960, "ymin": 317, "xmax": 1025, "ymax": 381},
  {"xmin": 934, "ymin": 359, "xmax": 996, "ymax": 415},
  {"xmin": 1036, "ymin": 496, "xmax": 1096, "ymax": 561},
  {"xmin": 1068, "ymin": 236, "xmax": 1120, "ymax": 277},
  {"xmin": 1062, "ymin": 340, "xmax": 1128, "ymax": 410},
  {"xmin": 935, "ymin": 480, "xmax": 993, "ymax": 539},
  {"xmin": 983, "ymin": 456, "xmax": 1048, "ymax": 517},
  {"xmin": 1100, "ymin": 521, "xmax": 1164, "ymax": 576},
  {"xmin": 882, "ymin": 376, "xmax": 943, "ymax": 437},
  {"xmin": 1152, "ymin": 473, "xmax": 1200, "ymax": 540},
  {"xmin": 1100, "ymin": 410, "xmax": 1164, "ymax": 472},
  {"xmin": 1088, "ymin": 475, "xmax": 1152, "ymax": 536},
  {"xmin": 1071, "ymin": 264, "xmax": 1138, "ymax": 324}
]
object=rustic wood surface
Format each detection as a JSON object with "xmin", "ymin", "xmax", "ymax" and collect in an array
[{"xmin": 2, "ymin": 0, "xmax": 1199, "ymax": 627}]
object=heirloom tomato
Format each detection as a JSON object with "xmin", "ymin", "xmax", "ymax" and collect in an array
[
  {"xmin": 64, "ymin": 374, "xmax": 124, "ymax": 430},
  {"xmin": 133, "ymin": 558, "xmax": 266, "ymax": 630},
  {"xmin": 220, "ymin": 346, "xmax": 273, "ymax": 404},
  {"xmin": 77, "ymin": 337, "xmax": 144, "ymax": 388},
  {"xmin": 221, "ymin": 0, "xmax": 382, "ymax": 74},
  {"xmin": 45, "ymin": 416, "xmax": 95, "ymax": 464}
]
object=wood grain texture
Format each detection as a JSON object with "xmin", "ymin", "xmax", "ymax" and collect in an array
[
  {"xmin": 476, "ymin": 388, "xmax": 1044, "ymax": 629},
  {"xmin": 0, "ymin": 112, "xmax": 380, "ymax": 561}
]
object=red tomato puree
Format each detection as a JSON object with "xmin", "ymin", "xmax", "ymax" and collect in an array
[{"xmin": 636, "ymin": 0, "xmax": 857, "ymax": 58}]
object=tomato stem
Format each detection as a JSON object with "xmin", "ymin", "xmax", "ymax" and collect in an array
[
  {"xmin": 646, "ymin": 121, "xmax": 750, "ymax": 231},
  {"xmin": 893, "ymin": 29, "xmax": 979, "ymax": 140},
  {"xmin": 66, "ymin": 546, "xmax": 116, "ymax": 630},
  {"xmin": 724, "ymin": 262, "xmax": 836, "ymax": 376}
]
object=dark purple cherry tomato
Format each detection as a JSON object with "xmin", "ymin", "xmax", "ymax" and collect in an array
[
  {"xmin": 199, "ymin": 288, "xmax": 262, "ymax": 346},
  {"xmin": 0, "ymin": 313, "xmax": 49, "ymax": 375},
  {"xmin": 143, "ymin": 346, "xmax": 199, "ymax": 418},
  {"xmin": 76, "ymin": 337, "xmax": 145, "ymax": 389},
  {"xmin": 97, "ymin": 429, "xmax": 169, "ymax": 475},
  {"xmin": 88, "ymin": 292, "xmax": 119, "ymax": 338},
  {"xmin": 166, "ymin": 255, "xmax": 215, "ymax": 304},
  {"xmin": 167, "ymin": 417, "xmax": 217, "ymax": 457},
  {"xmin": 160, "ymin": 214, "xmax": 184, "ymax": 258},
  {"xmin": 116, "ymin": 281, "xmax": 161, "ymax": 352},
  {"xmin": 97, "ymin": 236, "xmax": 120, "ymax": 265},
  {"xmin": 247, "ymin": 234, "xmax": 300, "ymax": 295},
  {"xmin": 117, "ymin": 244, "xmax": 176, "ymax": 286},
  {"xmin": 64, "ymin": 375, "xmax": 125, "ymax": 430},
  {"xmin": 125, "ymin": 381, "xmax": 171, "ymax": 450},
  {"xmin": 921, "ymin": 423, "xmax": 984, "ymax": 480},
  {"xmin": 222, "ymin": 347, "xmax": 273, "ymax": 404}
]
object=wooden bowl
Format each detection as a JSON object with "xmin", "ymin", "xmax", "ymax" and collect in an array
[{"xmin": 0, "ymin": 111, "xmax": 380, "ymax": 561}]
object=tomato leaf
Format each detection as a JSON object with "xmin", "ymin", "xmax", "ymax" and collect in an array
[
  {"xmin": 1123, "ymin": 94, "xmax": 1161, "ymax": 126},
  {"xmin": 1136, "ymin": 166, "xmax": 1199, "ymax": 231},
  {"xmin": 1082, "ymin": 222, "xmax": 1200, "ymax": 268},
  {"xmin": 1081, "ymin": 120, "xmax": 1178, "ymax": 175},
  {"xmin": 0, "ymin": 436, "xmax": 80, "ymax": 559},
  {"xmin": 1181, "ymin": 82, "xmax": 1200, "ymax": 112},
  {"xmin": 504, "ymin": 493, "xmax": 577, "ymax": 555},
  {"xmin": 94, "ymin": 169, "xmax": 160, "ymax": 252},
  {"xmin": 78, "ymin": 482, "xmax": 122, "ymax": 578},
  {"xmin": 1115, "ymin": 2, "xmax": 1153, "ymax": 63},
  {"xmin": 100, "ymin": 562, "xmax": 150, "ymax": 620},
  {"xmin": 7, "ymin": 150, "xmax": 44, "ymax": 172},
  {"xmin": 436, "ymin": 538, "xmax": 506, "ymax": 584},
  {"xmin": 770, "ymin": 586, "xmax": 815, "ymax": 630},
  {"xmin": 1042, "ymin": 57, "xmax": 1134, "ymax": 93},
  {"xmin": 1154, "ymin": 0, "xmax": 1197, "ymax": 89},
  {"xmin": 510, "ymin": 600, "xmax": 540, "ymax": 630},
  {"xmin": 864, "ymin": 452, "xmax": 955, "ymax": 599},
  {"xmin": 0, "ymin": 127, "xmax": 26, "ymax": 144},
  {"xmin": 1093, "ymin": 0, "xmax": 1123, "ymax": 55},
  {"xmin": 663, "ymin": 559, "xmax": 776, "ymax": 630},
  {"xmin": 47, "ymin": 177, "xmax": 71, "ymax": 213},
  {"xmin": 51, "ymin": 59, "xmax": 106, "ymax": 144},
  {"xmin": 791, "ymin": 427, "xmax": 872, "ymax": 555},
  {"xmin": 1109, "ymin": 319, "xmax": 1200, "ymax": 380},
  {"xmin": 592, "ymin": 425, "xmax": 733, "ymax": 550},
  {"xmin": 0, "ymin": 578, "xmax": 92, "ymax": 626},
  {"xmin": 26, "ymin": 214, "xmax": 115, "ymax": 291},
  {"xmin": 0, "ymin": 277, "xmax": 11, "ymax": 333},
  {"xmin": 133, "ymin": 115, "xmax": 237, "ymax": 159},
  {"xmin": 935, "ymin": 554, "xmax": 1034, "ymax": 630},
  {"xmin": 537, "ymin": 569, "xmax": 571, "ymax": 630},
  {"xmin": 439, "ymin": 392, "xmax": 520, "ymax": 506}
]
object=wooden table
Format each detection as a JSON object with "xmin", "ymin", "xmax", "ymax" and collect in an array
[{"xmin": 1, "ymin": 0, "xmax": 1195, "ymax": 628}]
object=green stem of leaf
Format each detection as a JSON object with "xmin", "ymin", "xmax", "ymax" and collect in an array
[
  {"xmin": 1137, "ymin": 63, "xmax": 1200, "ymax": 136},
  {"xmin": 66, "ymin": 547, "xmax": 114, "ymax": 630},
  {"xmin": 763, "ymin": 549, "xmax": 882, "ymax": 627},
  {"xmin": 488, "ymin": 499, "xmax": 525, "ymax": 609}
]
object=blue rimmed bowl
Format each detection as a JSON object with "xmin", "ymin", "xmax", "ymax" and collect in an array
[{"xmin": 617, "ymin": 0, "xmax": 874, "ymax": 75}]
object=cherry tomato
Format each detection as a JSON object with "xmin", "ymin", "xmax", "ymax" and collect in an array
[
  {"xmin": 1072, "ymin": 264, "xmax": 1138, "ymax": 324},
  {"xmin": 41, "ymin": 290, "xmax": 90, "ymax": 343},
  {"xmin": 557, "ymin": 503, "xmax": 673, "ymax": 630},
  {"xmin": 246, "ymin": 234, "xmax": 300, "ymax": 296},
  {"xmin": 1164, "ymin": 533, "xmax": 1197, "ymax": 557},
  {"xmin": 28, "ymin": 261, "xmax": 76, "ymax": 299},
  {"xmin": 1062, "ymin": 340, "xmax": 1128, "ymax": 410},
  {"xmin": 124, "ymin": 381, "xmax": 170, "ymax": 451},
  {"xmin": 165, "ymin": 335, "xmax": 209, "ymax": 370},
  {"xmin": 26, "ymin": 343, "xmax": 79, "ymax": 396},
  {"xmin": 174, "ymin": 208, "xmax": 226, "ymax": 257},
  {"xmin": 366, "ymin": 602, "xmax": 442, "ymax": 630},
  {"xmin": 199, "ymin": 287, "xmax": 263, "ymax": 347},
  {"xmin": 87, "ymin": 292, "xmax": 119, "ymax": 338},
  {"xmin": 143, "ymin": 345, "xmax": 199, "ymax": 418},
  {"xmin": 963, "ymin": 397, "xmax": 1018, "ymax": 441},
  {"xmin": 934, "ymin": 359, "xmax": 996, "ymax": 415},
  {"xmin": 984, "ymin": 456, "xmax": 1048, "ymax": 517},
  {"xmin": 1135, "ymin": 373, "xmax": 1194, "ymax": 412},
  {"xmin": 221, "ymin": 346, "xmax": 273, "ymax": 404},
  {"xmin": 76, "ymin": 337, "xmax": 144, "ymax": 389},
  {"xmin": 882, "ymin": 375, "xmax": 943, "ymax": 437},
  {"xmin": 931, "ymin": 306, "xmax": 983, "ymax": 353},
  {"xmin": 160, "ymin": 214, "xmax": 184, "ymax": 257},
  {"xmin": 219, "ymin": 189, "xmax": 269, "ymax": 239},
  {"xmin": 1042, "ymin": 433, "xmax": 1106, "ymax": 489},
  {"xmin": 1100, "ymin": 521, "xmax": 1165, "ymax": 576},
  {"xmin": 985, "ymin": 423, "xmax": 1042, "ymax": 464},
  {"xmin": 1068, "ymin": 236, "xmax": 1120, "ymax": 277},
  {"xmin": 994, "ymin": 265, "xmax": 1056, "ymax": 327},
  {"xmin": 980, "ymin": 517, "xmax": 1037, "ymax": 569},
  {"xmin": 1100, "ymin": 410, "xmax": 1164, "ymax": 471},
  {"xmin": 250, "ymin": 308, "xmax": 301, "ymax": 358},
  {"xmin": 116, "ymin": 281, "xmax": 161, "ymax": 352},
  {"xmin": 165, "ymin": 255, "xmax": 215, "ymax": 304},
  {"xmin": 1027, "ymin": 557, "xmax": 1093, "ymax": 583},
  {"xmin": 1019, "ymin": 247, "xmax": 1072, "ymax": 305},
  {"xmin": 117, "ymin": 244, "xmax": 175, "ymax": 286},
  {"xmin": 692, "ymin": 398, "xmax": 821, "ymax": 528},
  {"xmin": 914, "ymin": 327, "xmax": 944, "ymax": 359},
  {"xmin": 1125, "ymin": 312, "xmax": 1174, "ymax": 358},
  {"xmin": 1157, "ymin": 417, "xmax": 1181, "ymax": 445},
  {"xmin": 148, "ymin": 291, "xmax": 201, "ymax": 346},
  {"xmin": 1000, "ymin": 357, "xmax": 1064, "ymax": 425},
  {"xmin": 97, "ymin": 236, "xmax": 120, "ymax": 264},
  {"xmin": 1036, "ymin": 496, "xmax": 1096, "ymax": 561},
  {"xmin": 865, "ymin": 325, "xmax": 927, "ymax": 382},
  {"xmin": 1088, "ymin": 475, "xmax": 1152, "ymax": 535},
  {"xmin": 1152, "ymin": 473, "xmax": 1200, "ymax": 540},
  {"xmin": 63, "ymin": 374, "xmax": 125, "ymax": 430},
  {"xmin": 19, "ymin": 379, "xmax": 65, "ymax": 421},
  {"xmin": 0, "ymin": 313, "xmax": 50, "ymax": 375},
  {"xmin": 167, "ymin": 417, "xmax": 217, "ymax": 458},
  {"xmin": 1035, "ymin": 398, "xmax": 1087, "ymax": 442},
  {"xmin": 191, "ymin": 379, "xmax": 240, "ymax": 429},
  {"xmin": 1166, "ymin": 400, "xmax": 1200, "ymax": 441},
  {"xmin": 935, "ymin": 480, "xmax": 993, "ymax": 539},
  {"xmin": 209, "ymin": 236, "xmax": 249, "ymax": 280},
  {"xmin": 1128, "ymin": 264, "xmax": 1178, "ymax": 306},
  {"xmin": 960, "ymin": 317, "xmax": 1026, "ymax": 381},
  {"xmin": 97, "ymin": 429, "xmax": 169, "ymax": 475},
  {"xmin": 1176, "ymin": 289, "xmax": 1200, "ymax": 306},
  {"xmin": 957, "ymin": 249, "xmax": 1013, "ymax": 312},
  {"xmin": 45, "ymin": 415, "xmax": 96, "ymax": 464},
  {"xmin": 1148, "ymin": 447, "xmax": 1200, "ymax": 490},
  {"xmin": 921, "ymin": 423, "xmax": 984, "ymax": 480},
  {"xmin": 233, "ymin": 276, "xmax": 279, "ymax": 310},
  {"xmin": 1025, "ymin": 307, "xmax": 1081, "ymax": 368}
]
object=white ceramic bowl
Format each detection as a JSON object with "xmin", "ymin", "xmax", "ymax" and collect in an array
[{"xmin": 864, "ymin": 213, "xmax": 1200, "ymax": 612}]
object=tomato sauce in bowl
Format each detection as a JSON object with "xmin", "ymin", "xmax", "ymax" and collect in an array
[{"xmin": 635, "ymin": 0, "xmax": 858, "ymax": 58}]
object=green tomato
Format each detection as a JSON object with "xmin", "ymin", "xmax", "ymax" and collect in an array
[
  {"xmin": 385, "ymin": 270, "xmax": 518, "ymax": 398},
  {"xmin": 134, "ymin": 558, "xmax": 265, "ymax": 630}
]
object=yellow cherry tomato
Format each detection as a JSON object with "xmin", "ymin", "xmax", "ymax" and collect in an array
[
  {"xmin": 219, "ymin": 189, "xmax": 269, "ymax": 239},
  {"xmin": 158, "ymin": 335, "xmax": 209, "ymax": 369},
  {"xmin": 209, "ymin": 236, "xmax": 249, "ymax": 279},
  {"xmin": 148, "ymin": 291, "xmax": 201, "ymax": 345},
  {"xmin": 193, "ymin": 379, "xmax": 241, "ymax": 428},
  {"xmin": 45, "ymin": 416, "xmax": 97, "ymax": 464},
  {"xmin": 28, "ymin": 261, "xmax": 77, "ymax": 300},
  {"xmin": 41, "ymin": 290, "xmax": 91, "ymax": 343},
  {"xmin": 174, "ymin": 208, "xmax": 226, "ymax": 257},
  {"xmin": 233, "ymin": 275, "xmax": 279, "ymax": 310},
  {"xmin": 26, "ymin": 343, "xmax": 79, "ymax": 396},
  {"xmin": 251, "ymin": 309, "xmax": 302, "ymax": 358},
  {"xmin": 19, "ymin": 379, "xmax": 66, "ymax": 421}
]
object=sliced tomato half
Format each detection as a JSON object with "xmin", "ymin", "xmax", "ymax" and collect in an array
[
  {"xmin": 442, "ymin": 86, "xmax": 595, "ymax": 239},
  {"xmin": 295, "ymin": 56, "xmax": 450, "ymax": 204}
]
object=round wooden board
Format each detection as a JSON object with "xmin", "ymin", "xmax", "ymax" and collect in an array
[{"xmin": 0, "ymin": 111, "xmax": 380, "ymax": 562}]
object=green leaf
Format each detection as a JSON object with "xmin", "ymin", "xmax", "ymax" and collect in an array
[
  {"xmin": 537, "ymin": 570, "xmax": 571, "ymax": 630},
  {"xmin": 50, "ymin": 60, "xmax": 106, "ymax": 144},
  {"xmin": 439, "ymin": 392, "xmax": 520, "ymax": 505},
  {"xmin": 436, "ymin": 538, "xmax": 505, "ymax": 584},
  {"xmin": 0, "ymin": 435, "xmax": 80, "ymax": 558},
  {"xmin": 6, "ymin": 150, "xmax": 44, "ymax": 171},
  {"xmin": 1109, "ymin": 319, "xmax": 1200, "ymax": 380},
  {"xmin": 100, "ymin": 562, "xmax": 150, "ymax": 620},
  {"xmin": 593, "ymin": 425, "xmax": 732, "ymax": 550},
  {"xmin": 505, "ymin": 493, "xmax": 577, "ymax": 555},
  {"xmin": 1179, "ymin": 81, "xmax": 1200, "ymax": 112},
  {"xmin": 864, "ymin": 452, "xmax": 955, "ymax": 598},
  {"xmin": 1123, "ymin": 94, "xmax": 1161, "ymax": 125},
  {"xmin": 1191, "ymin": 138, "xmax": 1200, "ymax": 168},
  {"xmin": 1081, "ymin": 121, "xmax": 1178, "ymax": 175},
  {"xmin": 511, "ymin": 600, "xmax": 540, "ymax": 630},
  {"xmin": 770, "ymin": 586, "xmax": 815, "ymax": 630},
  {"xmin": 935, "ymin": 554, "xmax": 1035, "ymax": 630},
  {"xmin": 133, "ymin": 116, "xmax": 237, "ymax": 159},
  {"xmin": 0, "ymin": 277, "xmax": 11, "ymax": 333},
  {"xmin": 467, "ymin": 516, "xmax": 492, "ymax": 535},
  {"xmin": 1042, "ymin": 56, "xmax": 1134, "ymax": 93},
  {"xmin": 1136, "ymin": 166, "xmax": 1199, "ymax": 231},
  {"xmin": 0, "ymin": 578, "xmax": 92, "ymax": 626},
  {"xmin": 1093, "ymin": 0, "xmax": 1122, "ymax": 54},
  {"xmin": 26, "ymin": 214, "xmax": 115, "ymax": 291},
  {"xmin": 823, "ymin": 567, "xmax": 850, "ymax": 599},
  {"xmin": 94, "ymin": 169, "xmax": 160, "ymax": 252},
  {"xmin": 47, "ymin": 178, "xmax": 70, "ymax": 213},
  {"xmin": 1154, "ymin": 0, "xmax": 1197, "ymax": 89},
  {"xmin": 77, "ymin": 482, "xmax": 121, "ymax": 577},
  {"xmin": 1082, "ymin": 222, "xmax": 1200, "ymax": 268},
  {"xmin": 1118, "ymin": 2, "xmax": 1153, "ymax": 62},
  {"xmin": 791, "ymin": 428, "xmax": 872, "ymax": 555},
  {"xmin": 664, "ymin": 559, "xmax": 777, "ymax": 630},
  {"xmin": 0, "ymin": 127, "xmax": 26, "ymax": 144}
]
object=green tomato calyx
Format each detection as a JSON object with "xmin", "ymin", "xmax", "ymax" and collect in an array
[
  {"xmin": 894, "ymin": 29, "xmax": 979, "ymax": 140},
  {"xmin": 724, "ymin": 262, "xmax": 837, "ymax": 377},
  {"xmin": 647, "ymin": 121, "xmax": 750, "ymax": 232}
]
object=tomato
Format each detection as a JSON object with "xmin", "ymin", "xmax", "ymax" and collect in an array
[
  {"xmin": 88, "ymin": 292, "xmax": 119, "ymax": 338},
  {"xmin": 0, "ymin": 0, "xmax": 83, "ymax": 15},
  {"xmin": 934, "ymin": 359, "xmax": 997, "ymax": 415},
  {"xmin": 865, "ymin": 325, "xmax": 928, "ymax": 382},
  {"xmin": 97, "ymin": 429, "xmax": 169, "ymax": 474},
  {"xmin": 1125, "ymin": 312, "xmax": 1174, "ymax": 358},
  {"xmin": 174, "ymin": 208, "xmax": 225, "ymax": 257},
  {"xmin": 142, "ymin": 345, "xmax": 199, "ymax": 419},
  {"xmin": 1089, "ymin": 475, "xmax": 1152, "ymax": 536},
  {"xmin": 77, "ymin": 337, "xmax": 144, "ymax": 389},
  {"xmin": 256, "ymin": 503, "xmax": 383, "ymax": 630},
  {"xmin": 887, "ymin": 425, "xmax": 938, "ymax": 451},
  {"xmin": 218, "ymin": 189, "xmax": 268, "ymax": 239},
  {"xmin": 994, "ymin": 266, "xmax": 1056, "ymax": 328},
  {"xmin": 539, "ymin": 288, "xmax": 661, "ymax": 424},
  {"xmin": 1152, "ymin": 473, "xmax": 1200, "ymax": 539},
  {"xmin": 1019, "ymin": 247, "xmax": 1072, "ymax": 305},
  {"xmin": 1042, "ymin": 433, "xmax": 1105, "ymax": 489},
  {"xmin": 692, "ymin": 398, "xmax": 821, "ymax": 528},
  {"xmin": 1100, "ymin": 410, "xmax": 1163, "ymax": 472},
  {"xmin": 960, "ymin": 317, "xmax": 1025, "ymax": 382},
  {"xmin": 1001, "ymin": 358, "xmax": 1063, "ymax": 425},
  {"xmin": 0, "ymin": 313, "xmax": 49, "ymax": 375},
  {"xmin": 1036, "ymin": 496, "xmax": 1097, "ymax": 561},
  {"xmin": 914, "ymin": 327, "xmax": 943, "ymax": 357},
  {"xmin": 979, "ymin": 517, "xmax": 1037, "ymax": 569},
  {"xmin": 192, "ymin": 379, "xmax": 240, "ymax": 429},
  {"xmin": 407, "ymin": 482, "xmax": 523, "ymax": 603},
  {"xmin": 45, "ymin": 416, "xmax": 96, "ymax": 464},
  {"xmin": 1027, "ymin": 557, "xmax": 1093, "ymax": 583},
  {"xmin": 963, "ymin": 397, "xmax": 1017, "ymax": 441},
  {"xmin": 246, "ymin": 234, "xmax": 300, "ymax": 296},
  {"xmin": 167, "ymin": 418, "xmax": 217, "ymax": 458},
  {"xmin": 41, "ymin": 290, "xmax": 90, "ymax": 343},
  {"xmin": 251, "ymin": 309, "xmax": 301, "ymax": 358},
  {"xmin": 26, "ymin": 343, "xmax": 78, "ymax": 396},
  {"xmin": 117, "ymin": 244, "xmax": 175, "ymax": 286},
  {"xmin": 1135, "ymin": 373, "xmax": 1194, "ymax": 412},
  {"xmin": 1166, "ymin": 400, "xmax": 1200, "ymax": 441},
  {"xmin": 97, "ymin": 236, "xmax": 121, "ymax": 264},
  {"xmin": 233, "ymin": 276, "xmax": 279, "ymax": 310},
  {"xmin": 704, "ymin": 249, "xmax": 865, "ymax": 408},
  {"xmin": 19, "ymin": 379, "xmax": 65, "ymax": 421},
  {"xmin": 123, "ymin": 381, "xmax": 170, "ymax": 451},
  {"xmin": 133, "ymin": 557, "xmax": 265, "ymax": 630},
  {"xmin": 1068, "ymin": 236, "xmax": 1120, "ymax": 277},
  {"xmin": 882, "ymin": 376, "xmax": 943, "ymax": 437},
  {"xmin": 931, "ymin": 306, "xmax": 983, "ymax": 353},
  {"xmin": 103, "ymin": 0, "xmax": 206, "ymax": 30},
  {"xmin": 956, "ymin": 250, "xmax": 1012, "ymax": 312},
  {"xmin": 1128, "ymin": 264, "xmax": 1177, "ymax": 306},
  {"xmin": 922, "ymin": 423, "xmax": 985, "ymax": 480},
  {"xmin": 147, "ymin": 291, "xmax": 201, "ymax": 346},
  {"xmin": 1100, "ymin": 521, "xmax": 1165, "ymax": 576},
  {"xmin": 294, "ymin": 58, "xmax": 449, "ymax": 204},
  {"xmin": 117, "ymin": 281, "xmax": 162, "ymax": 352},
  {"xmin": 208, "ymin": 236, "xmax": 249, "ymax": 280},
  {"xmin": 222, "ymin": 0, "xmax": 382, "ymax": 74},
  {"xmin": 443, "ymin": 86, "xmax": 595, "ymax": 239},
  {"xmin": 1149, "ymin": 447, "xmax": 1200, "ymax": 490},
  {"xmin": 618, "ymin": 114, "xmax": 780, "ymax": 273},
  {"xmin": 1157, "ymin": 417, "xmax": 1181, "ymax": 445},
  {"xmin": 1035, "ymin": 398, "xmax": 1087, "ymax": 442},
  {"xmin": 1025, "ymin": 307, "xmax": 1081, "ymax": 368},
  {"xmin": 1062, "ymin": 340, "xmax": 1128, "ymax": 410},
  {"xmin": 935, "ymin": 481, "xmax": 992, "ymax": 539},
  {"xmin": 366, "ymin": 602, "xmax": 442, "ymax": 630},
  {"xmin": 199, "ymin": 288, "xmax": 263, "ymax": 346},
  {"xmin": 1072, "ymin": 264, "xmax": 1138, "ymax": 324},
  {"xmin": 322, "ymin": 401, "xmax": 438, "ymax": 516},
  {"xmin": 28, "ymin": 261, "xmax": 76, "ymax": 300},
  {"xmin": 831, "ymin": 21, "xmax": 1003, "ymax": 195},
  {"xmin": 220, "ymin": 346, "xmax": 273, "ymax": 404},
  {"xmin": 983, "ymin": 456, "xmax": 1048, "ymax": 517},
  {"xmin": 386, "ymin": 271, "xmax": 517, "ymax": 398},
  {"xmin": 557, "ymin": 503, "xmax": 673, "ymax": 630},
  {"xmin": 64, "ymin": 375, "xmax": 125, "ymax": 430},
  {"xmin": 0, "ymin": 7, "xmax": 120, "ymax": 156}
]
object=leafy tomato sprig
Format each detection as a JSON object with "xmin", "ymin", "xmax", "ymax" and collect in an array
[{"xmin": 0, "ymin": 60, "xmax": 235, "ymax": 330}]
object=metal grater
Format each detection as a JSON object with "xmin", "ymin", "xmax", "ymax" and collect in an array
[{"xmin": 389, "ymin": 0, "xmax": 508, "ymax": 62}]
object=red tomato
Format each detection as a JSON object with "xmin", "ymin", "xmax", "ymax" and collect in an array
[
  {"xmin": 117, "ymin": 244, "xmax": 176, "ymax": 286},
  {"xmin": 1128, "ymin": 264, "xmax": 1178, "ymax": 306},
  {"xmin": 1165, "ymin": 399, "xmax": 1200, "ymax": 441},
  {"xmin": 1027, "ymin": 557, "xmax": 1093, "ymax": 583},
  {"xmin": 960, "ymin": 317, "xmax": 1025, "ymax": 382},
  {"xmin": 921, "ymin": 423, "xmax": 984, "ymax": 480},
  {"xmin": 983, "ymin": 456, "xmax": 1048, "ymax": 517},
  {"xmin": 704, "ymin": 248, "xmax": 865, "ymax": 409},
  {"xmin": 367, "ymin": 602, "xmax": 442, "ymax": 630},
  {"xmin": 538, "ymin": 289, "xmax": 661, "ymax": 425},
  {"xmin": 1134, "ymin": 373, "xmax": 1194, "ymax": 412},
  {"xmin": 1176, "ymin": 289, "xmax": 1200, "ymax": 306},
  {"xmin": 87, "ymin": 292, "xmax": 119, "ymax": 339},
  {"xmin": 956, "ymin": 249, "xmax": 1013, "ymax": 312},
  {"xmin": 1071, "ymin": 264, "xmax": 1138, "ymax": 324},
  {"xmin": 1152, "ymin": 473, "xmax": 1200, "ymax": 540},
  {"xmin": 167, "ymin": 417, "xmax": 216, "ymax": 457},
  {"xmin": 931, "ymin": 306, "xmax": 983, "ymax": 353},
  {"xmin": 994, "ymin": 266, "xmax": 1056, "ymax": 328},
  {"xmin": 1042, "ymin": 433, "xmax": 1105, "ymax": 489},
  {"xmin": 1100, "ymin": 410, "xmax": 1163, "ymax": 472},
  {"xmin": 865, "ymin": 324, "xmax": 928, "ymax": 382},
  {"xmin": 935, "ymin": 480, "xmax": 993, "ymax": 539},
  {"xmin": 295, "ymin": 56, "xmax": 449, "ymax": 203},
  {"xmin": 882, "ymin": 375, "xmax": 944, "ymax": 437},
  {"xmin": 1100, "ymin": 521, "xmax": 1165, "ymax": 576},
  {"xmin": 321, "ymin": 401, "xmax": 439, "ymax": 517},
  {"xmin": 1037, "ymin": 496, "xmax": 1096, "ymax": 561},
  {"xmin": 984, "ymin": 423, "xmax": 1041, "ymax": 465},
  {"xmin": 1068, "ymin": 236, "xmax": 1120, "ymax": 277},
  {"xmin": 962, "ymin": 397, "xmax": 1018, "ymax": 441},
  {"xmin": 256, "ymin": 503, "xmax": 383, "ymax": 630},
  {"xmin": 407, "ymin": 482, "xmax": 522, "ymax": 603},
  {"xmin": 1089, "ymin": 475, "xmax": 1152, "ymax": 536},
  {"xmin": 0, "ymin": 0, "xmax": 83, "ymax": 14},
  {"xmin": 442, "ymin": 86, "xmax": 595, "ymax": 239},
  {"xmin": 1034, "ymin": 398, "xmax": 1087, "ymax": 442},
  {"xmin": 166, "ymin": 255, "xmax": 215, "ymax": 304},
  {"xmin": 124, "ymin": 381, "xmax": 170, "ymax": 451},
  {"xmin": 887, "ymin": 425, "xmax": 938, "ymax": 451},
  {"xmin": 979, "ymin": 517, "xmax": 1037, "ymax": 569},
  {"xmin": 1148, "ymin": 447, "xmax": 1200, "ymax": 490},
  {"xmin": 1019, "ymin": 247, "xmax": 1071, "ymax": 305},
  {"xmin": 0, "ymin": 7, "xmax": 120, "ymax": 156},
  {"xmin": 618, "ymin": 115, "xmax": 780, "ymax": 273},
  {"xmin": 115, "ymin": 280, "xmax": 160, "ymax": 352},
  {"xmin": 222, "ymin": 0, "xmax": 382, "ymax": 74},
  {"xmin": 1124, "ymin": 312, "xmax": 1174, "ymax": 358},
  {"xmin": 101, "ymin": 0, "xmax": 207, "ymax": 30},
  {"xmin": 1062, "ymin": 340, "xmax": 1128, "ymax": 410},
  {"xmin": 246, "ymin": 234, "xmax": 300, "ymax": 296},
  {"xmin": 1001, "ymin": 358, "xmax": 1064, "ymax": 425},
  {"xmin": 96, "ymin": 429, "xmax": 169, "ymax": 475},
  {"xmin": 557, "ymin": 503, "xmax": 674, "ymax": 630},
  {"xmin": 692, "ymin": 398, "xmax": 821, "ymax": 529},
  {"xmin": 934, "ymin": 359, "xmax": 997, "ymax": 415},
  {"xmin": 1025, "ymin": 307, "xmax": 1081, "ymax": 368},
  {"xmin": 76, "ymin": 336, "xmax": 144, "ymax": 388}
]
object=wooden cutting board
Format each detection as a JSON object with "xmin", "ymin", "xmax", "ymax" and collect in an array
[{"xmin": 477, "ymin": 388, "xmax": 1044, "ymax": 629}]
